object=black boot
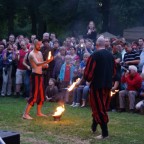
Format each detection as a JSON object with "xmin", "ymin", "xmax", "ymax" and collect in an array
[
  {"xmin": 91, "ymin": 118, "xmax": 97, "ymax": 133},
  {"xmin": 101, "ymin": 123, "xmax": 108, "ymax": 137}
]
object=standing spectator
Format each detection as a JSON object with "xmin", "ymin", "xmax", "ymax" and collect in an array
[
  {"xmin": 77, "ymin": 38, "xmax": 86, "ymax": 61},
  {"xmin": 105, "ymin": 38, "xmax": 112, "ymax": 52},
  {"xmin": 1, "ymin": 43, "xmax": 16, "ymax": 96},
  {"xmin": 49, "ymin": 33, "xmax": 57, "ymax": 48},
  {"xmin": 71, "ymin": 37, "xmax": 77, "ymax": 47},
  {"xmin": 22, "ymin": 46, "xmax": 34, "ymax": 98},
  {"xmin": 53, "ymin": 46, "xmax": 66, "ymax": 80},
  {"xmin": 15, "ymin": 41, "xmax": 28, "ymax": 97},
  {"xmin": 53, "ymin": 40, "xmax": 59, "ymax": 56},
  {"xmin": 31, "ymin": 35, "xmax": 36, "ymax": 44},
  {"xmin": 112, "ymin": 42, "xmax": 122, "ymax": 76},
  {"xmin": 41, "ymin": 39, "xmax": 54, "ymax": 89},
  {"xmin": 8, "ymin": 34, "xmax": 15, "ymax": 45},
  {"xmin": 2, "ymin": 39, "xmax": 7, "ymax": 47},
  {"xmin": 85, "ymin": 39, "xmax": 94, "ymax": 54},
  {"xmin": 16, "ymin": 35, "xmax": 24, "ymax": 50},
  {"xmin": 138, "ymin": 47, "xmax": 144, "ymax": 73},
  {"xmin": 0, "ymin": 42, "xmax": 4, "ymax": 92},
  {"xmin": 138, "ymin": 38, "xmax": 144, "ymax": 52},
  {"xmin": 69, "ymin": 46, "xmax": 77, "ymax": 63},
  {"xmin": 25, "ymin": 37, "xmax": 31, "ymax": 49},
  {"xmin": 43, "ymin": 32, "xmax": 50, "ymax": 40},
  {"xmin": 86, "ymin": 21, "xmax": 97, "ymax": 43}
]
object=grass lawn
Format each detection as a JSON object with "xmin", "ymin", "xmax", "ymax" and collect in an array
[{"xmin": 0, "ymin": 97, "xmax": 144, "ymax": 144}]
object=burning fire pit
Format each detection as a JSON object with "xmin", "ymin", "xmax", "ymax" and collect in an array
[
  {"xmin": 53, "ymin": 114, "xmax": 62, "ymax": 121},
  {"xmin": 52, "ymin": 105, "xmax": 65, "ymax": 121}
]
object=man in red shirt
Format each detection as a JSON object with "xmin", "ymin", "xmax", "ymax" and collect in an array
[
  {"xmin": 15, "ymin": 40, "xmax": 28, "ymax": 97},
  {"xmin": 119, "ymin": 65, "xmax": 142, "ymax": 112}
]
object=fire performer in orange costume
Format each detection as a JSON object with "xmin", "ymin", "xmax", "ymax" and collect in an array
[
  {"xmin": 77, "ymin": 36, "xmax": 116, "ymax": 139},
  {"xmin": 23, "ymin": 39, "xmax": 53, "ymax": 120}
]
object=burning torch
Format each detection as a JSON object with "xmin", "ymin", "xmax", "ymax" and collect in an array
[
  {"xmin": 48, "ymin": 51, "xmax": 52, "ymax": 60},
  {"xmin": 110, "ymin": 90, "xmax": 119, "ymax": 97},
  {"xmin": 67, "ymin": 78, "xmax": 81, "ymax": 92}
]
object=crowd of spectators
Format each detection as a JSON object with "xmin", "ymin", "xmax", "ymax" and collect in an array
[{"xmin": 0, "ymin": 21, "xmax": 144, "ymax": 114}]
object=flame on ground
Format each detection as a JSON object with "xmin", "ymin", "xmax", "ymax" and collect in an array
[
  {"xmin": 67, "ymin": 78, "xmax": 81, "ymax": 92},
  {"xmin": 52, "ymin": 105, "xmax": 65, "ymax": 116}
]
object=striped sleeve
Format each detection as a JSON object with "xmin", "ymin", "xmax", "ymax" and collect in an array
[{"xmin": 84, "ymin": 56, "xmax": 96, "ymax": 82}]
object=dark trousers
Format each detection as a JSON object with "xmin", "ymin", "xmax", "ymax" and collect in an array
[{"xmin": 90, "ymin": 87, "xmax": 110, "ymax": 137}]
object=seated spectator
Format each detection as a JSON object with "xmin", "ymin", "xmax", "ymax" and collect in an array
[
  {"xmin": 135, "ymin": 73, "xmax": 144, "ymax": 112},
  {"xmin": 65, "ymin": 69, "xmax": 80, "ymax": 104},
  {"xmin": 71, "ymin": 82, "xmax": 89, "ymax": 108},
  {"xmin": 71, "ymin": 68, "xmax": 89, "ymax": 108},
  {"xmin": 122, "ymin": 43, "xmax": 140, "ymax": 69},
  {"xmin": 81, "ymin": 82, "xmax": 90, "ymax": 107},
  {"xmin": 119, "ymin": 65, "xmax": 142, "ymax": 113},
  {"xmin": 45, "ymin": 78, "xmax": 59, "ymax": 102}
]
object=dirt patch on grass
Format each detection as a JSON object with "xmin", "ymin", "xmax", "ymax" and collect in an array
[
  {"xmin": 21, "ymin": 137, "xmax": 50, "ymax": 144},
  {"xmin": 21, "ymin": 131, "xmax": 91, "ymax": 144}
]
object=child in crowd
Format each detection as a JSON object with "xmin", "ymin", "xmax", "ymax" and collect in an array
[
  {"xmin": 59, "ymin": 55, "xmax": 75, "ymax": 102},
  {"xmin": 80, "ymin": 53, "xmax": 90, "ymax": 70},
  {"xmin": 59, "ymin": 55, "xmax": 75, "ymax": 88},
  {"xmin": 45, "ymin": 78, "xmax": 59, "ymax": 102}
]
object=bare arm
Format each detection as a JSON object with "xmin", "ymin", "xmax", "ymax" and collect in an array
[
  {"xmin": 29, "ymin": 53, "xmax": 53, "ymax": 66},
  {"xmin": 112, "ymin": 81, "xmax": 119, "ymax": 91},
  {"xmin": 23, "ymin": 53, "xmax": 30, "ymax": 70}
]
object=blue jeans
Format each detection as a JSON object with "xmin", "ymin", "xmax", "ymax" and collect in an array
[
  {"xmin": 73, "ymin": 85, "xmax": 89, "ymax": 103},
  {"xmin": 24, "ymin": 70, "xmax": 31, "ymax": 97},
  {"xmin": 82, "ymin": 85, "xmax": 89, "ymax": 100}
]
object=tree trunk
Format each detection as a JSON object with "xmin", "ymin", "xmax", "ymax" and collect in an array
[
  {"xmin": 30, "ymin": 12, "xmax": 37, "ymax": 35},
  {"xmin": 7, "ymin": 14, "xmax": 14, "ymax": 35},
  {"xmin": 6, "ymin": 0, "xmax": 15, "ymax": 35},
  {"xmin": 38, "ymin": 15, "xmax": 46, "ymax": 38},
  {"xmin": 101, "ymin": 0, "xmax": 110, "ymax": 32}
]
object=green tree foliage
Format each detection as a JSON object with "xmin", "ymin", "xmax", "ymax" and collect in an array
[{"xmin": 0, "ymin": 0, "xmax": 144, "ymax": 38}]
